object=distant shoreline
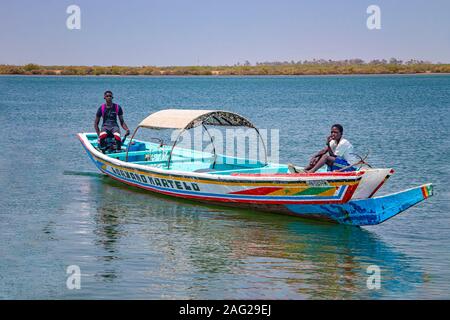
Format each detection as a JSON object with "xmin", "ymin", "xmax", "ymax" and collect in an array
[
  {"xmin": 0, "ymin": 72, "xmax": 450, "ymax": 78},
  {"xmin": 1, "ymin": 63, "xmax": 449, "ymax": 76},
  {"xmin": 1, "ymin": 72, "xmax": 449, "ymax": 78}
]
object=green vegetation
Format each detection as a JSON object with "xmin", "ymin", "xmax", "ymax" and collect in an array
[{"xmin": 1, "ymin": 59, "xmax": 449, "ymax": 76}]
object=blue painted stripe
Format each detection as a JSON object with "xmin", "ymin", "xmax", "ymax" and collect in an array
[{"xmin": 284, "ymin": 184, "xmax": 431, "ymax": 225}]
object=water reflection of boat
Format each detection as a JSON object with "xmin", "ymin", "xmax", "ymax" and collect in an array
[
  {"xmin": 221, "ymin": 212, "xmax": 425, "ymax": 299},
  {"xmin": 78, "ymin": 109, "xmax": 433, "ymax": 226},
  {"xmin": 81, "ymin": 175, "xmax": 424, "ymax": 299}
]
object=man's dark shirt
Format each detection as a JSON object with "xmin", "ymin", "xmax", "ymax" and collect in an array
[{"xmin": 96, "ymin": 104, "xmax": 123, "ymax": 130}]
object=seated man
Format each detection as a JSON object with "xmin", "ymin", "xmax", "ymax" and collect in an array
[
  {"xmin": 94, "ymin": 90, "xmax": 130, "ymax": 151},
  {"xmin": 289, "ymin": 124, "xmax": 357, "ymax": 173}
]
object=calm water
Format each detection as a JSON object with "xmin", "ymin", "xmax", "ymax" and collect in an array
[{"xmin": 0, "ymin": 75, "xmax": 449, "ymax": 299}]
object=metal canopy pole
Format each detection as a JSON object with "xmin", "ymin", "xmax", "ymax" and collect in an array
[
  {"xmin": 254, "ymin": 127, "xmax": 268, "ymax": 166},
  {"xmin": 167, "ymin": 128, "xmax": 186, "ymax": 169},
  {"xmin": 202, "ymin": 124, "xmax": 217, "ymax": 169},
  {"xmin": 125, "ymin": 126, "xmax": 140, "ymax": 162}
]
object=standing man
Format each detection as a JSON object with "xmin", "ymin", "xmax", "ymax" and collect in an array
[{"xmin": 94, "ymin": 90, "xmax": 130, "ymax": 150}]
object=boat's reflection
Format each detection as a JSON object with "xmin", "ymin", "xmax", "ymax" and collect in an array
[
  {"xmin": 90, "ymin": 176, "xmax": 128, "ymax": 282},
  {"xmin": 90, "ymin": 175, "xmax": 423, "ymax": 298}
]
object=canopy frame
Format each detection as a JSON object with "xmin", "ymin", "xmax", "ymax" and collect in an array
[{"xmin": 125, "ymin": 109, "xmax": 268, "ymax": 168}]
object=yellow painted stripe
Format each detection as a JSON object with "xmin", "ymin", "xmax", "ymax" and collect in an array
[
  {"xmin": 268, "ymin": 186, "xmax": 338, "ymax": 196},
  {"xmin": 328, "ymin": 181, "xmax": 359, "ymax": 187},
  {"xmin": 316, "ymin": 188, "xmax": 338, "ymax": 197}
]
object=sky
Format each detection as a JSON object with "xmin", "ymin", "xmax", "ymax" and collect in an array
[{"xmin": 0, "ymin": 0, "xmax": 449, "ymax": 66}]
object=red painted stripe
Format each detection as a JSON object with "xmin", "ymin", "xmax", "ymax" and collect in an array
[
  {"xmin": 342, "ymin": 184, "xmax": 358, "ymax": 203},
  {"xmin": 231, "ymin": 171, "xmax": 365, "ymax": 177},
  {"xmin": 421, "ymin": 186, "xmax": 428, "ymax": 199},
  {"xmin": 368, "ymin": 176, "xmax": 392, "ymax": 198},
  {"xmin": 229, "ymin": 187, "xmax": 284, "ymax": 195}
]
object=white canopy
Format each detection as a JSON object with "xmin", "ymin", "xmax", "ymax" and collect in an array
[
  {"xmin": 127, "ymin": 109, "xmax": 267, "ymax": 166},
  {"xmin": 137, "ymin": 109, "xmax": 256, "ymax": 130}
]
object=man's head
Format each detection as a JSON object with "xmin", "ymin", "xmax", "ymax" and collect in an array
[
  {"xmin": 330, "ymin": 124, "xmax": 343, "ymax": 141},
  {"xmin": 104, "ymin": 90, "xmax": 113, "ymax": 104}
]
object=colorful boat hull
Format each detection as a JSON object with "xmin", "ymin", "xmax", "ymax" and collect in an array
[{"xmin": 78, "ymin": 133, "xmax": 433, "ymax": 226}]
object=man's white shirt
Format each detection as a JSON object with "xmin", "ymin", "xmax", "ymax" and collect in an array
[{"xmin": 329, "ymin": 138, "xmax": 357, "ymax": 164}]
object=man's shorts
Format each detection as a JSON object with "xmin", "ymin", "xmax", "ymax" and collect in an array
[
  {"xmin": 101, "ymin": 125, "xmax": 120, "ymax": 135},
  {"xmin": 328, "ymin": 157, "xmax": 356, "ymax": 172}
]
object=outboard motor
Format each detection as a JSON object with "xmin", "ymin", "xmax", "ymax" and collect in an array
[{"xmin": 99, "ymin": 129, "xmax": 128, "ymax": 154}]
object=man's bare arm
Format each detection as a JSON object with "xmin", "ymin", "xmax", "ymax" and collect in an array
[
  {"xmin": 94, "ymin": 116, "xmax": 101, "ymax": 136},
  {"xmin": 119, "ymin": 115, "xmax": 130, "ymax": 133},
  {"xmin": 326, "ymin": 136, "xmax": 337, "ymax": 157}
]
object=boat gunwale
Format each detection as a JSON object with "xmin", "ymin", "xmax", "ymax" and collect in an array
[{"xmin": 78, "ymin": 132, "xmax": 379, "ymax": 184}]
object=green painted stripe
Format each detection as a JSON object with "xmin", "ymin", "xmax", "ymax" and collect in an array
[
  {"xmin": 426, "ymin": 184, "xmax": 433, "ymax": 196},
  {"xmin": 294, "ymin": 186, "xmax": 335, "ymax": 196}
]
